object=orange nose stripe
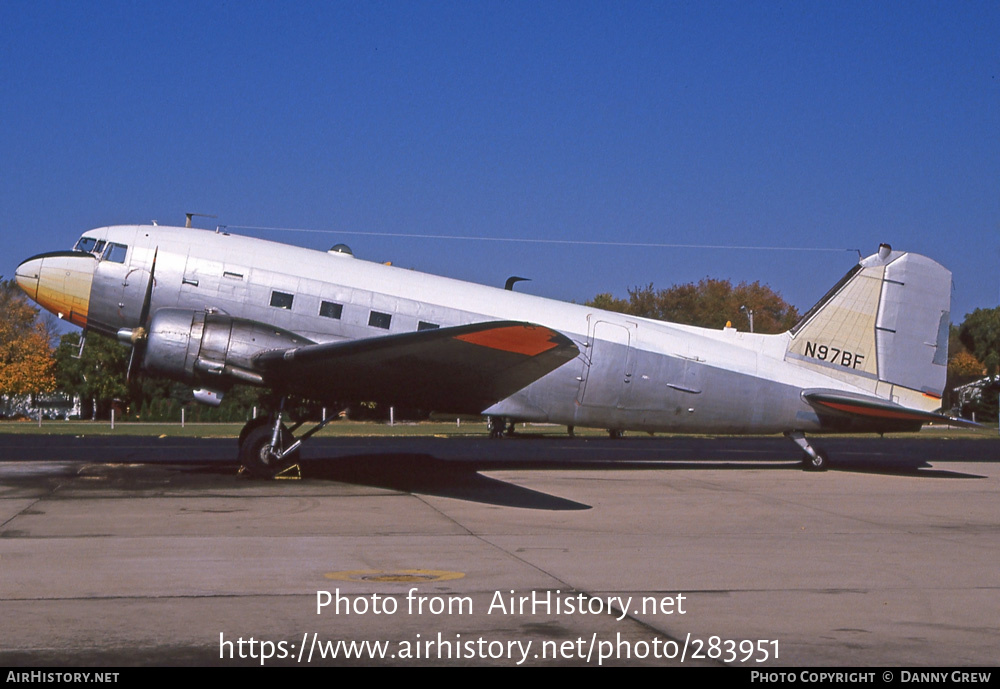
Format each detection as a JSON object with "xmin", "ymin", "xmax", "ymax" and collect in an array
[{"xmin": 22, "ymin": 255, "xmax": 94, "ymax": 327}]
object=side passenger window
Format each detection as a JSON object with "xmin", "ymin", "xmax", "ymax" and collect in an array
[
  {"xmin": 270, "ymin": 291, "xmax": 294, "ymax": 309},
  {"xmin": 320, "ymin": 301, "xmax": 343, "ymax": 319},
  {"xmin": 369, "ymin": 311, "xmax": 391, "ymax": 329}
]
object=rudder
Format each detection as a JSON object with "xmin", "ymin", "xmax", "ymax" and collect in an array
[{"xmin": 786, "ymin": 244, "xmax": 950, "ymax": 410}]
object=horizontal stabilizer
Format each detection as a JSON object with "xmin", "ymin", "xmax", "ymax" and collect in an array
[
  {"xmin": 803, "ymin": 390, "xmax": 979, "ymax": 429},
  {"xmin": 254, "ymin": 320, "xmax": 579, "ymax": 413}
]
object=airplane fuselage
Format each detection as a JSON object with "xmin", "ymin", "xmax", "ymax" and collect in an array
[{"xmin": 16, "ymin": 225, "xmax": 948, "ymax": 436}]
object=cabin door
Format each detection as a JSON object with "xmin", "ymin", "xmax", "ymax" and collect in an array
[{"xmin": 578, "ymin": 318, "xmax": 635, "ymax": 408}]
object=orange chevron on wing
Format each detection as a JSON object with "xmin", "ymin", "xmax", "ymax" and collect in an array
[{"xmin": 453, "ymin": 324, "xmax": 561, "ymax": 356}]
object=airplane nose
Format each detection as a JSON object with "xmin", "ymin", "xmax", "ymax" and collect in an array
[
  {"xmin": 14, "ymin": 257, "xmax": 42, "ymax": 300},
  {"xmin": 15, "ymin": 251, "xmax": 96, "ymax": 328}
]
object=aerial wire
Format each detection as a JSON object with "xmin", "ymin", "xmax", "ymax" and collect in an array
[{"xmin": 226, "ymin": 224, "xmax": 858, "ymax": 254}]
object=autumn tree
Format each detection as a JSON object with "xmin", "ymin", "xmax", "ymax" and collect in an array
[
  {"xmin": 588, "ymin": 278, "xmax": 800, "ymax": 334},
  {"xmin": 958, "ymin": 307, "xmax": 1000, "ymax": 376},
  {"xmin": 949, "ymin": 350, "xmax": 986, "ymax": 377},
  {"xmin": 0, "ymin": 279, "xmax": 56, "ymax": 404}
]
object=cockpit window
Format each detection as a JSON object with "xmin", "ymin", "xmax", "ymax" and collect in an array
[
  {"xmin": 102, "ymin": 242, "xmax": 128, "ymax": 263},
  {"xmin": 74, "ymin": 237, "xmax": 107, "ymax": 256},
  {"xmin": 75, "ymin": 237, "xmax": 97, "ymax": 253}
]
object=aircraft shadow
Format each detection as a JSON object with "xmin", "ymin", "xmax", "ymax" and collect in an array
[
  {"xmin": 300, "ymin": 453, "xmax": 592, "ymax": 511},
  {"xmin": 292, "ymin": 439, "xmax": 986, "ymax": 510},
  {"xmin": 798, "ymin": 438, "xmax": 991, "ymax": 479},
  {"xmin": 448, "ymin": 456, "xmax": 983, "ymax": 480},
  {"xmin": 478, "ymin": 435, "xmax": 991, "ymax": 479},
  {"xmin": 816, "ymin": 457, "xmax": 985, "ymax": 479},
  {"xmin": 1, "ymin": 436, "xmax": 987, "ymax": 509}
]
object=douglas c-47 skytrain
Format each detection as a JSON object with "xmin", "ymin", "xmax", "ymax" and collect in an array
[{"xmin": 15, "ymin": 223, "xmax": 973, "ymax": 476}]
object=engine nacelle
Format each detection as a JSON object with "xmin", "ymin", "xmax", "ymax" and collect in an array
[{"xmin": 143, "ymin": 308, "xmax": 314, "ymax": 388}]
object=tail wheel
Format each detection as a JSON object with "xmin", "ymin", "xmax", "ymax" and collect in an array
[
  {"xmin": 240, "ymin": 424, "xmax": 300, "ymax": 478},
  {"xmin": 802, "ymin": 449, "xmax": 829, "ymax": 472}
]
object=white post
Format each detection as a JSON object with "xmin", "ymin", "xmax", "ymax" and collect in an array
[
  {"xmin": 322, "ymin": 407, "xmax": 327, "ymax": 422},
  {"xmin": 389, "ymin": 406, "xmax": 395, "ymax": 426},
  {"xmin": 110, "ymin": 408, "xmax": 115, "ymax": 430},
  {"xmin": 253, "ymin": 406, "xmax": 257, "ymax": 419},
  {"xmin": 457, "ymin": 417, "xmax": 460, "ymax": 427},
  {"xmin": 181, "ymin": 407, "xmax": 185, "ymax": 428}
]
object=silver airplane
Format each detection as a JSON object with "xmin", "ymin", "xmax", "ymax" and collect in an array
[{"xmin": 14, "ymin": 224, "xmax": 971, "ymax": 476}]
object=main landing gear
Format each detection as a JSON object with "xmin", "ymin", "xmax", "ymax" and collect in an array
[
  {"xmin": 239, "ymin": 423, "xmax": 300, "ymax": 478},
  {"xmin": 237, "ymin": 398, "xmax": 338, "ymax": 479},
  {"xmin": 487, "ymin": 416, "xmax": 517, "ymax": 439},
  {"xmin": 785, "ymin": 431, "xmax": 829, "ymax": 472}
]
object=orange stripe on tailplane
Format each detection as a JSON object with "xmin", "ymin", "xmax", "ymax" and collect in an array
[
  {"xmin": 815, "ymin": 400, "xmax": 928, "ymax": 421},
  {"xmin": 454, "ymin": 325, "xmax": 561, "ymax": 357}
]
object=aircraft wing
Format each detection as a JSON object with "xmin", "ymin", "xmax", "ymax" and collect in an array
[
  {"xmin": 253, "ymin": 321, "xmax": 579, "ymax": 413},
  {"xmin": 802, "ymin": 390, "xmax": 980, "ymax": 430}
]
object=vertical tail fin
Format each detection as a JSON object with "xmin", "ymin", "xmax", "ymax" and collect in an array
[{"xmin": 786, "ymin": 244, "xmax": 950, "ymax": 410}]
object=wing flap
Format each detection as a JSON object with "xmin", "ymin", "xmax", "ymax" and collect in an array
[{"xmin": 254, "ymin": 321, "xmax": 578, "ymax": 413}]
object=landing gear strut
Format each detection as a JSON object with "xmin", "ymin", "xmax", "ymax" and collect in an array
[
  {"xmin": 487, "ymin": 416, "xmax": 506, "ymax": 439},
  {"xmin": 237, "ymin": 398, "xmax": 337, "ymax": 479},
  {"xmin": 239, "ymin": 422, "xmax": 299, "ymax": 478},
  {"xmin": 486, "ymin": 416, "xmax": 519, "ymax": 438},
  {"xmin": 785, "ymin": 431, "xmax": 829, "ymax": 472}
]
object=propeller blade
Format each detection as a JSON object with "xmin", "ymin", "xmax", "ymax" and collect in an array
[
  {"xmin": 127, "ymin": 247, "xmax": 158, "ymax": 383},
  {"xmin": 138, "ymin": 247, "xmax": 158, "ymax": 327},
  {"xmin": 126, "ymin": 342, "xmax": 142, "ymax": 384}
]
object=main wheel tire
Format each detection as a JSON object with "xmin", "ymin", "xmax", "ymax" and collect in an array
[
  {"xmin": 802, "ymin": 448, "xmax": 829, "ymax": 472},
  {"xmin": 238, "ymin": 416, "xmax": 272, "ymax": 449},
  {"xmin": 239, "ymin": 425, "xmax": 300, "ymax": 478}
]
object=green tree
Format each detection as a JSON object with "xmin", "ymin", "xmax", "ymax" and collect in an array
[
  {"xmin": 587, "ymin": 278, "xmax": 800, "ymax": 334},
  {"xmin": 587, "ymin": 293, "xmax": 628, "ymax": 313},
  {"xmin": 54, "ymin": 331, "xmax": 129, "ymax": 420},
  {"xmin": 0, "ymin": 279, "xmax": 56, "ymax": 403},
  {"xmin": 54, "ymin": 329, "xmax": 269, "ymax": 422},
  {"xmin": 958, "ymin": 307, "xmax": 1000, "ymax": 376}
]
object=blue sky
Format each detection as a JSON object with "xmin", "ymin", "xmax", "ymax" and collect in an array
[{"xmin": 3, "ymin": 1, "xmax": 998, "ymax": 324}]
